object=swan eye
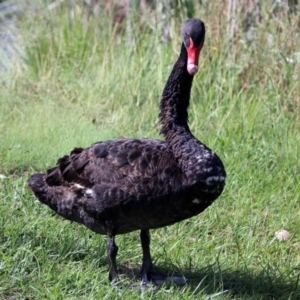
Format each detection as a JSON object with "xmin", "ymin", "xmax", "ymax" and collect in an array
[{"xmin": 183, "ymin": 33, "xmax": 191, "ymax": 49}]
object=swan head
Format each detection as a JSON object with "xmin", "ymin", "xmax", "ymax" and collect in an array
[{"xmin": 182, "ymin": 18, "xmax": 205, "ymax": 75}]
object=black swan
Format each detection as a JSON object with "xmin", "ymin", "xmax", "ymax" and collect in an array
[{"xmin": 28, "ymin": 18, "xmax": 226, "ymax": 286}]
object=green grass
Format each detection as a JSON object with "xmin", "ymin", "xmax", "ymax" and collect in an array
[{"xmin": 1, "ymin": 1, "xmax": 300, "ymax": 299}]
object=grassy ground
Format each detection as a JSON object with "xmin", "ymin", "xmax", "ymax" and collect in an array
[{"xmin": 1, "ymin": 1, "xmax": 300, "ymax": 299}]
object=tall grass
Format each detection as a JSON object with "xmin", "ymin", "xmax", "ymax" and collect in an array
[{"xmin": 0, "ymin": 1, "xmax": 300, "ymax": 299}]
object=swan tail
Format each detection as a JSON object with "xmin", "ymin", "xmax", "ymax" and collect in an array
[{"xmin": 28, "ymin": 173, "xmax": 86, "ymax": 223}]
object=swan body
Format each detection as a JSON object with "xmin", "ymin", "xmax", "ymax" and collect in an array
[{"xmin": 28, "ymin": 18, "xmax": 226, "ymax": 285}]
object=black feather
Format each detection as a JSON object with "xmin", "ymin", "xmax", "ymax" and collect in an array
[{"xmin": 94, "ymin": 143, "xmax": 109, "ymax": 158}]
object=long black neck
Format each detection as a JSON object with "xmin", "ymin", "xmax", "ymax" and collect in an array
[{"xmin": 159, "ymin": 43, "xmax": 200, "ymax": 163}]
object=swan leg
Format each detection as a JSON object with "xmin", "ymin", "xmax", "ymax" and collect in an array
[
  {"xmin": 140, "ymin": 229, "xmax": 154, "ymax": 285},
  {"xmin": 140, "ymin": 229, "xmax": 187, "ymax": 286},
  {"xmin": 107, "ymin": 233, "xmax": 119, "ymax": 282},
  {"xmin": 140, "ymin": 229, "xmax": 167, "ymax": 285}
]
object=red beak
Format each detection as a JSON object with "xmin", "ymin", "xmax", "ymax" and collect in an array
[{"xmin": 187, "ymin": 38, "xmax": 203, "ymax": 75}]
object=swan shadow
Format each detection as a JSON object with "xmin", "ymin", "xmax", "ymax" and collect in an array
[{"xmin": 117, "ymin": 261, "xmax": 300, "ymax": 299}]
